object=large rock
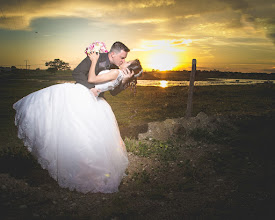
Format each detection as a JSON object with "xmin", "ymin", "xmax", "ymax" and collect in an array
[
  {"xmin": 138, "ymin": 112, "xmax": 219, "ymax": 141},
  {"xmin": 138, "ymin": 118, "xmax": 185, "ymax": 141}
]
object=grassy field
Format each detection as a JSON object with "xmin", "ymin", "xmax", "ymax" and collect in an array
[
  {"xmin": 1, "ymin": 72, "xmax": 274, "ymax": 143},
  {"xmin": 0, "ymin": 70, "xmax": 274, "ymax": 219}
]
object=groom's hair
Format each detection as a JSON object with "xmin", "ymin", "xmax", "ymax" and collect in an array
[{"xmin": 110, "ymin": 41, "xmax": 130, "ymax": 54}]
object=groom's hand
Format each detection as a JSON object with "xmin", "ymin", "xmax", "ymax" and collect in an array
[{"xmin": 90, "ymin": 88, "xmax": 101, "ymax": 97}]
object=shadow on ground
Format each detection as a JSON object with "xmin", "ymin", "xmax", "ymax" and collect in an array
[{"xmin": 0, "ymin": 116, "xmax": 274, "ymax": 219}]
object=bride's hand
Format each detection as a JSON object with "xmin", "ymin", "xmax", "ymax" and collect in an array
[
  {"xmin": 88, "ymin": 51, "xmax": 99, "ymax": 62},
  {"xmin": 90, "ymin": 88, "xmax": 101, "ymax": 97}
]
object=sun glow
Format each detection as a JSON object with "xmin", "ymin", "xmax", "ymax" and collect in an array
[
  {"xmin": 148, "ymin": 53, "xmax": 178, "ymax": 71},
  {"xmin": 159, "ymin": 80, "xmax": 168, "ymax": 88}
]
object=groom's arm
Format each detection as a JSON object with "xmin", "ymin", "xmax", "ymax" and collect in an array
[
  {"xmin": 110, "ymin": 69, "xmax": 135, "ymax": 96},
  {"xmin": 109, "ymin": 81, "xmax": 125, "ymax": 96},
  {"xmin": 72, "ymin": 57, "xmax": 94, "ymax": 89}
]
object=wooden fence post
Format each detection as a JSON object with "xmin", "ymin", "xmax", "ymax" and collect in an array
[{"xmin": 186, "ymin": 59, "xmax": 196, "ymax": 118}]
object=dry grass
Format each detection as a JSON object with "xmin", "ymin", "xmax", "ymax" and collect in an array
[{"xmin": 0, "ymin": 71, "xmax": 274, "ymax": 219}]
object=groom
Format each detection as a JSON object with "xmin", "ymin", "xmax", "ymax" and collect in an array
[{"xmin": 72, "ymin": 41, "xmax": 134, "ymax": 97}]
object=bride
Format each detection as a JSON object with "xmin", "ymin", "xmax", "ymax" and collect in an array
[{"xmin": 13, "ymin": 51, "xmax": 143, "ymax": 193}]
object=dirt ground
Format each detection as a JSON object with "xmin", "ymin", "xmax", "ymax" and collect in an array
[{"xmin": 0, "ymin": 115, "xmax": 274, "ymax": 219}]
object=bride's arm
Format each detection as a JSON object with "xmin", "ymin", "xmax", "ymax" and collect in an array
[{"xmin": 87, "ymin": 53, "xmax": 119, "ymax": 84}]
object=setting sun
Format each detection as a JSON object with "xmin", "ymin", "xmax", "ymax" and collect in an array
[
  {"xmin": 159, "ymin": 80, "xmax": 168, "ymax": 88},
  {"xmin": 148, "ymin": 53, "xmax": 178, "ymax": 71}
]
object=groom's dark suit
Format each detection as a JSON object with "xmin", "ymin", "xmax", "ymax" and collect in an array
[{"xmin": 72, "ymin": 53, "xmax": 123, "ymax": 96}]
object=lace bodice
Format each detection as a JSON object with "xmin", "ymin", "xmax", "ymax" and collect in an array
[{"xmin": 94, "ymin": 70, "xmax": 123, "ymax": 94}]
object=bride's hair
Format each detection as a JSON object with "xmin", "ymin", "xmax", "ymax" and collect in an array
[
  {"xmin": 127, "ymin": 59, "xmax": 142, "ymax": 75},
  {"xmin": 126, "ymin": 59, "xmax": 143, "ymax": 96}
]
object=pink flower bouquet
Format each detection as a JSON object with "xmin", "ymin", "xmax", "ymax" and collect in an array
[{"xmin": 85, "ymin": 41, "xmax": 108, "ymax": 55}]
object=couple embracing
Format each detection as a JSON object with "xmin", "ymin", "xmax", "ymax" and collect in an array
[{"xmin": 13, "ymin": 41, "xmax": 143, "ymax": 193}]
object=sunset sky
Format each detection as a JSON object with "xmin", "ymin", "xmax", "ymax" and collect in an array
[{"xmin": 0, "ymin": 0, "xmax": 274, "ymax": 73}]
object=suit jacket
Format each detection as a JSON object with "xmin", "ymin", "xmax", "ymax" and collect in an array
[{"xmin": 72, "ymin": 53, "xmax": 124, "ymax": 96}]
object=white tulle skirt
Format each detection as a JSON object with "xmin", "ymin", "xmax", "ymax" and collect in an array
[{"xmin": 13, "ymin": 83, "xmax": 128, "ymax": 193}]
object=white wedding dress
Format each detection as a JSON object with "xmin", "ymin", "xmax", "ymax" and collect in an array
[{"xmin": 13, "ymin": 70, "xmax": 128, "ymax": 193}]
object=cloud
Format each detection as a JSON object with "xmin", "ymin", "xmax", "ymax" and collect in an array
[
  {"xmin": 220, "ymin": 0, "xmax": 275, "ymax": 43},
  {"xmin": 263, "ymin": 68, "xmax": 275, "ymax": 73},
  {"xmin": 0, "ymin": 0, "xmax": 175, "ymax": 28},
  {"xmin": 132, "ymin": 39, "xmax": 190, "ymax": 52},
  {"xmin": 0, "ymin": 0, "xmax": 274, "ymax": 46}
]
